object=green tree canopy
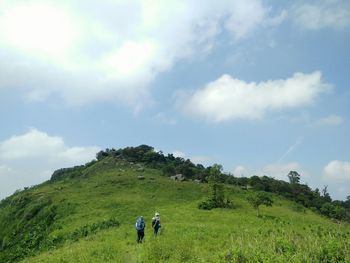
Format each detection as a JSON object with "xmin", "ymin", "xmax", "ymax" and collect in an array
[
  {"xmin": 287, "ymin": 171, "xmax": 300, "ymax": 184},
  {"xmin": 247, "ymin": 192, "xmax": 273, "ymax": 217}
]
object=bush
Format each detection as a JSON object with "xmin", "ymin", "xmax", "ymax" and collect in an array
[
  {"xmin": 274, "ymin": 237, "xmax": 296, "ymax": 254},
  {"xmin": 198, "ymin": 199, "xmax": 233, "ymax": 210},
  {"xmin": 67, "ymin": 218, "xmax": 120, "ymax": 242}
]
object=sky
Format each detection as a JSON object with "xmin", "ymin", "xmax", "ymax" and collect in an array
[{"xmin": 0, "ymin": 0, "xmax": 349, "ymax": 200}]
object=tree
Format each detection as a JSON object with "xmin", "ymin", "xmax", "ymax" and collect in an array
[
  {"xmin": 198, "ymin": 164, "xmax": 232, "ymax": 210},
  {"xmin": 344, "ymin": 196, "xmax": 350, "ymax": 209},
  {"xmin": 322, "ymin": 185, "xmax": 332, "ymax": 202},
  {"xmin": 162, "ymin": 163, "xmax": 175, "ymax": 176},
  {"xmin": 247, "ymin": 192, "xmax": 273, "ymax": 217},
  {"xmin": 208, "ymin": 175, "xmax": 225, "ymax": 207},
  {"xmin": 287, "ymin": 171, "xmax": 300, "ymax": 184},
  {"xmin": 320, "ymin": 202, "xmax": 346, "ymax": 220},
  {"xmin": 96, "ymin": 150, "xmax": 108, "ymax": 161}
]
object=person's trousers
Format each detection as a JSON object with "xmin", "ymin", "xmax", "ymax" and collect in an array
[{"xmin": 137, "ymin": 230, "xmax": 144, "ymax": 243}]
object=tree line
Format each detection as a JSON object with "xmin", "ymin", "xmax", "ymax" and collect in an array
[{"xmin": 86, "ymin": 145, "xmax": 349, "ymax": 221}]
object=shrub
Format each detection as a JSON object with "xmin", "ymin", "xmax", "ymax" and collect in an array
[
  {"xmin": 274, "ymin": 237, "xmax": 296, "ymax": 254},
  {"xmin": 198, "ymin": 199, "xmax": 233, "ymax": 210}
]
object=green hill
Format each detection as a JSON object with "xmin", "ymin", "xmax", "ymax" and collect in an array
[{"xmin": 0, "ymin": 146, "xmax": 349, "ymax": 262}]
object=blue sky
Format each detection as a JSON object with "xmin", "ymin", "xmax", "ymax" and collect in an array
[{"xmin": 0, "ymin": 0, "xmax": 349, "ymax": 200}]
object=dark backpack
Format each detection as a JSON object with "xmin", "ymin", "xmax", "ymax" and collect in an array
[
  {"xmin": 152, "ymin": 218, "xmax": 160, "ymax": 228},
  {"xmin": 136, "ymin": 218, "xmax": 145, "ymax": 230}
]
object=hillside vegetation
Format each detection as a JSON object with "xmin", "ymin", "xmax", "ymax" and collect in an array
[{"xmin": 0, "ymin": 145, "xmax": 349, "ymax": 262}]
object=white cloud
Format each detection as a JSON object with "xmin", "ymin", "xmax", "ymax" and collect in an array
[
  {"xmin": 0, "ymin": 128, "xmax": 99, "ymax": 163},
  {"xmin": 224, "ymin": 0, "xmax": 267, "ymax": 39},
  {"xmin": 179, "ymin": 71, "xmax": 331, "ymax": 122},
  {"xmin": 58, "ymin": 147, "xmax": 100, "ymax": 164},
  {"xmin": 232, "ymin": 162, "xmax": 308, "ymax": 182},
  {"xmin": 262, "ymin": 162, "xmax": 307, "ymax": 181},
  {"xmin": 0, "ymin": 3, "xmax": 79, "ymax": 55},
  {"xmin": 0, "ymin": 129, "xmax": 65, "ymax": 160},
  {"xmin": 233, "ymin": 165, "xmax": 249, "ymax": 177},
  {"xmin": 265, "ymin": 10, "xmax": 288, "ymax": 27},
  {"xmin": 324, "ymin": 160, "xmax": 350, "ymax": 181},
  {"xmin": 172, "ymin": 151, "xmax": 186, "ymax": 159},
  {"xmin": 0, "ymin": 129, "xmax": 100, "ymax": 199},
  {"xmin": 315, "ymin": 115, "xmax": 344, "ymax": 126},
  {"xmin": 0, "ymin": 0, "xmax": 281, "ymax": 109},
  {"xmin": 293, "ymin": 0, "xmax": 350, "ymax": 30}
]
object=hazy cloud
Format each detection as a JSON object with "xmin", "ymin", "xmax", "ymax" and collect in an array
[
  {"xmin": 293, "ymin": 0, "xmax": 350, "ymax": 30},
  {"xmin": 315, "ymin": 115, "xmax": 344, "ymax": 126},
  {"xmin": 233, "ymin": 165, "xmax": 249, "ymax": 177},
  {"xmin": 262, "ymin": 162, "xmax": 307, "ymax": 181},
  {"xmin": 324, "ymin": 160, "xmax": 350, "ymax": 181},
  {"xmin": 179, "ymin": 71, "xmax": 330, "ymax": 122},
  {"xmin": 0, "ymin": 0, "xmax": 282, "ymax": 109}
]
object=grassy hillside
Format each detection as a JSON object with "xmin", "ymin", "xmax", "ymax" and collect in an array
[{"xmin": 0, "ymin": 156, "xmax": 349, "ymax": 262}]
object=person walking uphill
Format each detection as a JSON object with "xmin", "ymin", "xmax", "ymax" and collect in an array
[
  {"xmin": 135, "ymin": 216, "xmax": 145, "ymax": 243},
  {"xmin": 151, "ymin": 212, "xmax": 161, "ymax": 236}
]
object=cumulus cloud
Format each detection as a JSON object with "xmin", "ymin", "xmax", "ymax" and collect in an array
[
  {"xmin": 179, "ymin": 71, "xmax": 330, "ymax": 122},
  {"xmin": 0, "ymin": 128, "xmax": 99, "ymax": 162},
  {"xmin": 0, "ymin": 0, "xmax": 281, "ymax": 109},
  {"xmin": 315, "ymin": 115, "xmax": 344, "ymax": 126},
  {"xmin": 0, "ymin": 129, "xmax": 100, "ymax": 199},
  {"xmin": 0, "ymin": 129, "xmax": 65, "ymax": 160},
  {"xmin": 324, "ymin": 160, "xmax": 350, "ymax": 181},
  {"xmin": 293, "ymin": 0, "xmax": 350, "ymax": 30}
]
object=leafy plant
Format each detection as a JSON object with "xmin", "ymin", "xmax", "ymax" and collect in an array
[{"xmin": 247, "ymin": 192, "xmax": 273, "ymax": 217}]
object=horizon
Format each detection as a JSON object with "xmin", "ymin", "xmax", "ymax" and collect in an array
[{"xmin": 0, "ymin": 0, "xmax": 349, "ymax": 200}]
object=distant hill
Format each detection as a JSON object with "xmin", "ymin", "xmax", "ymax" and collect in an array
[{"xmin": 0, "ymin": 145, "xmax": 349, "ymax": 262}]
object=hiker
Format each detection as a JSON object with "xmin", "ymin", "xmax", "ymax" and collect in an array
[
  {"xmin": 135, "ymin": 216, "xmax": 145, "ymax": 243},
  {"xmin": 151, "ymin": 212, "xmax": 161, "ymax": 236}
]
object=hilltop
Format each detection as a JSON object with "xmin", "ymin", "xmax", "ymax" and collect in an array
[{"xmin": 0, "ymin": 145, "xmax": 349, "ymax": 262}]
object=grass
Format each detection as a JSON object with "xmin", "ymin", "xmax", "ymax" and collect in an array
[{"xmin": 0, "ymin": 157, "xmax": 349, "ymax": 262}]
